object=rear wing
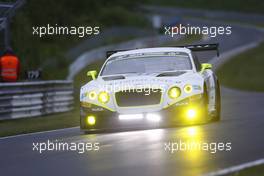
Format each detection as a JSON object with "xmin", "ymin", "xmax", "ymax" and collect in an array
[
  {"xmin": 106, "ymin": 50, "xmax": 127, "ymax": 58},
  {"xmin": 177, "ymin": 43, "xmax": 220, "ymax": 56},
  {"xmin": 106, "ymin": 43, "xmax": 219, "ymax": 58}
]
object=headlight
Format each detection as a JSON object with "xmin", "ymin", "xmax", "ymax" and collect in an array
[
  {"xmin": 184, "ymin": 84, "xmax": 193, "ymax": 94},
  {"xmin": 88, "ymin": 91, "xmax": 97, "ymax": 100},
  {"xmin": 168, "ymin": 86, "xmax": 181, "ymax": 99},
  {"xmin": 186, "ymin": 109, "xmax": 197, "ymax": 119},
  {"xmin": 98, "ymin": 91, "xmax": 110, "ymax": 104},
  {"xmin": 86, "ymin": 115, "xmax": 96, "ymax": 125}
]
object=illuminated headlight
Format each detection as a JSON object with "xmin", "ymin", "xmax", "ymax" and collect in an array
[
  {"xmin": 86, "ymin": 115, "xmax": 96, "ymax": 125},
  {"xmin": 186, "ymin": 108, "xmax": 197, "ymax": 119},
  {"xmin": 119, "ymin": 114, "xmax": 143, "ymax": 120},
  {"xmin": 184, "ymin": 84, "xmax": 193, "ymax": 94},
  {"xmin": 146, "ymin": 113, "xmax": 161, "ymax": 122},
  {"xmin": 98, "ymin": 91, "xmax": 110, "ymax": 104},
  {"xmin": 168, "ymin": 86, "xmax": 181, "ymax": 99},
  {"xmin": 88, "ymin": 91, "xmax": 97, "ymax": 100}
]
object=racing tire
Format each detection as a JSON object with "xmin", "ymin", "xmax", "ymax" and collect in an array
[
  {"xmin": 202, "ymin": 84, "xmax": 210, "ymax": 123},
  {"xmin": 211, "ymin": 81, "xmax": 221, "ymax": 122}
]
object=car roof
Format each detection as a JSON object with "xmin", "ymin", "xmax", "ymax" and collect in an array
[{"xmin": 108, "ymin": 47, "xmax": 192, "ymax": 59}]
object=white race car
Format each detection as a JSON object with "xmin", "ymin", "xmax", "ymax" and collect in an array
[{"xmin": 80, "ymin": 44, "xmax": 221, "ymax": 131}]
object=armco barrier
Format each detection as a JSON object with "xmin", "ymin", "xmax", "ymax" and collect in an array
[{"xmin": 0, "ymin": 80, "xmax": 74, "ymax": 120}]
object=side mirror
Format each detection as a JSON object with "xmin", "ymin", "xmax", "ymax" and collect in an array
[
  {"xmin": 201, "ymin": 63, "xmax": 212, "ymax": 72},
  {"xmin": 87, "ymin": 70, "xmax": 97, "ymax": 80}
]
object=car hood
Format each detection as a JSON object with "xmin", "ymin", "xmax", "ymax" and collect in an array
[
  {"xmin": 80, "ymin": 71, "xmax": 204, "ymax": 113},
  {"xmin": 86, "ymin": 71, "xmax": 202, "ymax": 89}
]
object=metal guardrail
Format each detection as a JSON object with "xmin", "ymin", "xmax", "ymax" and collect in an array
[{"xmin": 0, "ymin": 80, "xmax": 74, "ymax": 120}]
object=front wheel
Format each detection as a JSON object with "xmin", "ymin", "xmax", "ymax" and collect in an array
[{"xmin": 211, "ymin": 81, "xmax": 221, "ymax": 122}]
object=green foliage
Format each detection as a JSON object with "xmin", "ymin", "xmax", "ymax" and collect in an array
[
  {"xmin": 217, "ymin": 42, "xmax": 264, "ymax": 91},
  {"xmin": 9, "ymin": 0, "xmax": 146, "ymax": 80},
  {"xmin": 146, "ymin": 0, "xmax": 264, "ymax": 14}
]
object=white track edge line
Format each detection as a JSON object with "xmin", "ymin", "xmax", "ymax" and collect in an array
[
  {"xmin": 0, "ymin": 126, "xmax": 79, "ymax": 140},
  {"xmin": 203, "ymin": 158, "xmax": 264, "ymax": 176}
]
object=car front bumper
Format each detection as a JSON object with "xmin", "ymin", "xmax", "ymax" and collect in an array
[{"xmin": 80, "ymin": 94, "xmax": 206, "ymax": 131}]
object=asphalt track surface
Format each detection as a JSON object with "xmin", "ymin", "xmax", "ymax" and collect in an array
[{"xmin": 1, "ymin": 18, "xmax": 264, "ymax": 176}]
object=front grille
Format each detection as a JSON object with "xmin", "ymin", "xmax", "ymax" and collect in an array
[{"xmin": 115, "ymin": 89, "xmax": 161, "ymax": 107}]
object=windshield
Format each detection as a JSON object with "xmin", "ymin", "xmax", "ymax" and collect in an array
[{"xmin": 101, "ymin": 52, "xmax": 192, "ymax": 76}]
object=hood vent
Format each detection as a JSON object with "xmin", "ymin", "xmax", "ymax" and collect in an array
[
  {"xmin": 102, "ymin": 75, "xmax": 125, "ymax": 81},
  {"xmin": 156, "ymin": 71, "xmax": 186, "ymax": 77}
]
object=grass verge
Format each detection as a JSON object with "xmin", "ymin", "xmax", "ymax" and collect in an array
[
  {"xmin": 0, "ymin": 111, "xmax": 79, "ymax": 137},
  {"xmin": 217, "ymin": 42, "xmax": 264, "ymax": 92},
  {"xmin": 146, "ymin": 0, "xmax": 264, "ymax": 14}
]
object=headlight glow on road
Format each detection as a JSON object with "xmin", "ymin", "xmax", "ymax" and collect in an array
[
  {"xmin": 187, "ymin": 127, "xmax": 197, "ymax": 136},
  {"xmin": 98, "ymin": 91, "xmax": 110, "ymax": 104},
  {"xmin": 87, "ymin": 115, "xmax": 96, "ymax": 125},
  {"xmin": 168, "ymin": 86, "xmax": 181, "ymax": 99}
]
